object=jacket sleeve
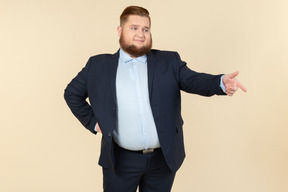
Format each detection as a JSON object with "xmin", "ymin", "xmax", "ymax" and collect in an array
[
  {"xmin": 175, "ymin": 52, "xmax": 226, "ymax": 96},
  {"xmin": 64, "ymin": 58, "xmax": 97, "ymax": 134}
]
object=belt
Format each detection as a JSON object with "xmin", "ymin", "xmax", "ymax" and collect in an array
[{"xmin": 115, "ymin": 144, "xmax": 161, "ymax": 154}]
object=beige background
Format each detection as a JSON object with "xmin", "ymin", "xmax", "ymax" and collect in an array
[{"xmin": 1, "ymin": 0, "xmax": 287, "ymax": 191}]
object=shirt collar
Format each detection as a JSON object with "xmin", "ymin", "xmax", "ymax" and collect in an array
[{"xmin": 119, "ymin": 48, "xmax": 147, "ymax": 63}]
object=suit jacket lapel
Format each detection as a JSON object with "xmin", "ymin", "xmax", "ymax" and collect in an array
[
  {"xmin": 109, "ymin": 50, "xmax": 120, "ymax": 103},
  {"xmin": 147, "ymin": 51, "xmax": 157, "ymax": 100}
]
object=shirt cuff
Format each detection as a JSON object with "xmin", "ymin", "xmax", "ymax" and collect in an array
[
  {"xmin": 220, "ymin": 75, "xmax": 226, "ymax": 93},
  {"xmin": 94, "ymin": 123, "xmax": 98, "ymax": 132}
]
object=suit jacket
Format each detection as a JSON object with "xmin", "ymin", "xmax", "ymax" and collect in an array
[{"xmin": 64, "ymin": 49, "xmax": 226, "ymax": 172}]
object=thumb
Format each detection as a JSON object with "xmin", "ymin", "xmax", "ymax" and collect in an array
[{"xmin": 227, "ymin": 71, "xmax": 239, "ymax": 79}]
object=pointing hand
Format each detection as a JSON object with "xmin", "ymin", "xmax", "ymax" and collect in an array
[{"xmin": 223, "ymin": 71, "xmax": 247, "ymax": 96}]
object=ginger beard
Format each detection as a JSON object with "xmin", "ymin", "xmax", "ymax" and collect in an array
[{"xmin": 119, "ymin": 33, "xmax": 152, "ymax": 58}]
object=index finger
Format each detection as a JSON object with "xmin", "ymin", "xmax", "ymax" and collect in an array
[{"xmin": 237, "ymin": 81, "xmax": 247, "ymax": 92}]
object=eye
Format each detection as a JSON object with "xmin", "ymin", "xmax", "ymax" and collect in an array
[
  {"xmin": 143, "ymin": 29, "xmax": 149, "ymax": 32},
  {"xmin": 131, "ymin": 27, "xmax": 137, "ymax": 30}
]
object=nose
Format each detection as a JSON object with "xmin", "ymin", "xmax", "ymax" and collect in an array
[{"xmin": 136, "ymin": 30, "xmax": 144, "ymax": 38}]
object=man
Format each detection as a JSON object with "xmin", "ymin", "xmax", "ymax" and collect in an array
[{"xmin": 64, "ymin": 6, "xmax": 246, "ymax": 192}]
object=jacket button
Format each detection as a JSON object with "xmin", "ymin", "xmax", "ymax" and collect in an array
[
  {"xmin": 112, "ymin": 107, "xmax": 116, "ymax": 111},
  {"xmin": 108, "ymin": 132, "xmax": 112, "ymax": 137}
]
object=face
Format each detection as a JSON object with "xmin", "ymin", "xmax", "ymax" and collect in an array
[{"xmin": 118, "ymin": 15, "xmax": 152, "ymax": 58}]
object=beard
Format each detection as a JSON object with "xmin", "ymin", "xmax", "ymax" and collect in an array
[{"xmin": 119, "ymin": 34, "xmax": 152, "ymax": 58}]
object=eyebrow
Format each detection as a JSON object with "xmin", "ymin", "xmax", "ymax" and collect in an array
[{"xmin": 130, "ymin": 24, "xmax": 150, "ymax": 29}]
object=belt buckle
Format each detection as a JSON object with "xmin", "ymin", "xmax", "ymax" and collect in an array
[{"xmin": 142, "ymin": 148, "xmax": 154, "ymax": 154}]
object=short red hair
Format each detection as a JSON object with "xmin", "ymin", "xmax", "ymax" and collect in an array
[{"xmin": 120, "ymin": 6, "xmax": 151, "ymax": 27}]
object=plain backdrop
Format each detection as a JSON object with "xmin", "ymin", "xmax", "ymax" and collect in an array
[{"xmin": 1, "ymin": 0, "xmax": 287, "ymax": 191}]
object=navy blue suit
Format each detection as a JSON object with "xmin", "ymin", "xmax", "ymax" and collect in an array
[{"xmin": 64, "ymin": 49, "xmax": 225, "ymax": 174}]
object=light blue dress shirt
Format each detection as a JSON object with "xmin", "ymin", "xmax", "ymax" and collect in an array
[
  {"xmin": 94, "ymin": 49, "xmax": 227, "ymax": 151},
  {"xmin": 113, "ymin": 49, "xmax": 160, "ymax": 151}
]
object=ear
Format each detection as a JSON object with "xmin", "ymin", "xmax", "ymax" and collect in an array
[{"xmin": 117, "ymin": 26, "xmax": 122, "ymax": 37}]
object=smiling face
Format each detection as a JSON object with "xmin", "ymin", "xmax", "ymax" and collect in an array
[{"xmin": 117, "ymin": 15, "xmax": 152, "ymax": 58}]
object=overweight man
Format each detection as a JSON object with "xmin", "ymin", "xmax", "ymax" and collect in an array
[{"xmin": 64, "ymin": 6, "xmax": 247, "ymax": 192}]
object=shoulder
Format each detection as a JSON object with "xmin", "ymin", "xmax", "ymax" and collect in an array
[
  {"xmin": 81, "ymin": 51, "xmax": 119, "ymax": 73},
  {"xmin": 148, "ymin": 49, "xmax": 182, "ymax": 62},
  {"xmin": 149, "ymin": 49, "xmax": 178, "ymax": 56},
  {"xmin": 89, "ymin": 52, "xmax": 116, "ymax": 62},
  {"xmin": 84, "ymin": 51, "xmax": 119, "ymax": 67}
]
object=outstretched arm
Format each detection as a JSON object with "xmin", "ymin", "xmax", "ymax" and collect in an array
[{"xmin": 222, "ymin": 71, "xmax": 247, "ymax": 96}]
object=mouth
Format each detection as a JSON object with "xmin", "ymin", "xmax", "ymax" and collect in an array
[{"xmin": 134, "ymin": 39, "xmax": 145, "ymax": 43}]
